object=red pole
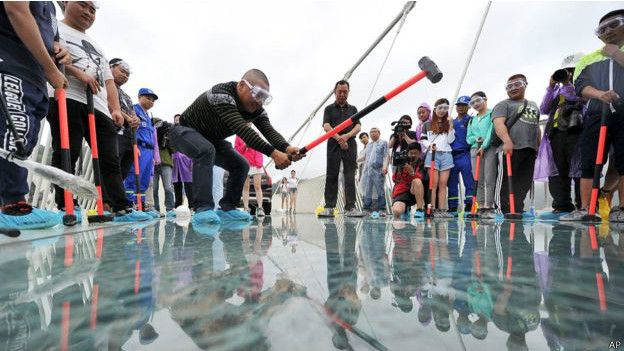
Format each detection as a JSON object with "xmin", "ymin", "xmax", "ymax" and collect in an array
[
  {"xmin": 300, "ymin": 71, "xmax": 430, "ymax": 155},
  {"xmin": 86, "ymin": 88, "xmax": 113, "ymax": 223},
  {"xmin": 587, "ymin": 104, "xmax": 610, "ymax": 219},
  {"xmin": 427, "ymin": 146, "xmax": 436, "ymax": 217},
  {"xmin": 131, "ymin": 131, "xmax": 143, "ymax": 211},
  {"xmin": 56, "ymin": 85, "xmax": 76, "ymax": 226}
]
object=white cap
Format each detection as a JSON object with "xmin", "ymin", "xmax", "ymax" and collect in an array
[{"xmin": 561, "ymin": 52, "xmax": 584, "ymax": 68}]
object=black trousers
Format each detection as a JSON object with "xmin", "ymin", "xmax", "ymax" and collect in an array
[
  {"xmin": 47, "ymin": 99, "xmax": 131, "ymax": 211},
  {"xmin": 548, "ymin": 130, "xmax": 581, "ymax": 212},
  {"xmin": 324, "ymin": 146, "xmax": 357, "ymax": 210},
  {"xmin": 169, "ymin": 125, "xmax": 248, "ymax": 211},
  {"xmin": 174, "ymin": 181, "xmax": 193, "ymax": 209},
  {"xmin": 117, "ymin": 134, "xmax": 133, "ymax": 181},
  {"xmin": 498, "ymin": 148, "xmax": 536, "ymax": 214}
]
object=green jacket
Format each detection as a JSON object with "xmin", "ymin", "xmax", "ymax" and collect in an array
[
  {"xmin": 159, "ymin": 147, "xmax": 173, "ymax": 167},
  {"xmin": 466, "ymin": 110, "xmax": 493, "ymax": 150}
]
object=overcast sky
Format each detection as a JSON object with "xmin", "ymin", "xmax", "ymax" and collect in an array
[{"xmin": 59, "ymin": 1, "xmax": 623, "ymax": 180}]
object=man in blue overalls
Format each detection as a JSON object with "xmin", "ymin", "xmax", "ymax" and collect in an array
[
  {"xmin": 124, "ymin": 88, "xmax": 159, "ymax": 209},
  {"xmin": 448, "ymin": 96, "xmax": 474, "ymax": 214}
]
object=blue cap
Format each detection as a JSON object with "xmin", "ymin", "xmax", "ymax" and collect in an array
[
  {"xmin": 456, "ymin": 96, "xmax": 471, "ymax": 105},
  {"xmin": 138, "ymin": 88, "xmax": 158, "ymax": 100}
]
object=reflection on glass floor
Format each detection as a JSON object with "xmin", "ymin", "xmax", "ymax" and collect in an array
[{"xmin": 0, "ymin": 215, "xmax": 622, "ymax": 350}]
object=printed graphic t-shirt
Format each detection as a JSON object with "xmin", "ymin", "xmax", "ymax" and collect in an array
[
  {"xmin": 48, "ymin": 22, "xmax": 113, "ymax": 117},
  {"xmin": 491, "ymin": 99, "xmax": 540, "ymax": 151}
]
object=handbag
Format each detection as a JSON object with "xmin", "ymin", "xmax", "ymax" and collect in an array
[{"xmin": 490, "ymin": 100, "xmax": 528, "ymax": 148}]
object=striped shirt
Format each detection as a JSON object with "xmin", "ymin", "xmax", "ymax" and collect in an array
[{"xmin": 180, "ymin": 81, "xmax": 289, "ymax": 156}]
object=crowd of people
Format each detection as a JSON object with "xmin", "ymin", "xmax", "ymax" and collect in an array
[
  {"xmin": 326, "ymin": 8, "xmax": 624, "ymax": 225},
  {"xmin": 0, "ymin": 1, "xmax": 305, "ymax": 230},
  {"xmin": 0, "ymin": 2, "xmax": 623, "ymax": 231}
]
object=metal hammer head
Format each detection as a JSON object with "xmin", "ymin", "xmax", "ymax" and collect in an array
[{"xmin": 418, "ymin": 56, "xmax": 443, "ymax": 84}]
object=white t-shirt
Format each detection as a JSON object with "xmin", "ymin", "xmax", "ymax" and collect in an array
[
  {"xmin": 48, "ymin": 22, "xmax": 113, "ymax": 117},
  {"xmin": 287, "ymin": 177, "xmax": 298, "ymax": 189},
  {"xmin": 421, "ymin": 129, "xmax": 455, "ymax": 152}
]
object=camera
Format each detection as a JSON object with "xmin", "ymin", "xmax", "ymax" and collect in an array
[
  {"xmin": 391, "ymin": 120, "xmax": 411, "ymax": 134},
  {"xmin": 392, "ymin": 150, "xmax": 409, "ymax": 167},
  {"xmin": 552, "ymin": 68, "xmax": 573, "ymax": 83}
]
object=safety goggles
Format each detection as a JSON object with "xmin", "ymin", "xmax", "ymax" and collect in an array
[
  {"xmin": 112, "ymin": 60, "xmax": 131, "ymax": 75},
  {"xmin": 469, "ymin": 96, "xmax": 486, "ymax": 107},
  {"xmin": 435, "ymin": 104, "xmax": 449, "ymax": 111},
  {"xmin": 505, "ymin": 80, "xmax": 526, "ymax": 91},
  {"xmin": 595, "ymin": 16, "xmax": 624, "ymax": 37},
  {"xmin": 242, "ymin": 79, "xmax": 273, "ymax": 105}
]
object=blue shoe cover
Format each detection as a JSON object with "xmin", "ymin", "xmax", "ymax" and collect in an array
[
  {"xmin": 414, "ymin": 210, "xmax": 425, "ymax": 219},
  {"xmin": 192, "ymin": 210, "xmax": 221, "ymax": 225},
  {"xmin": 145, "ymin": 210, "xmax": 162, "ymax": 219},
  {"xmin": 216, "ymin": 209, "xmax": 252, "ymax": 222},
  {"xmin": 220, "ymin": 221, "xmax": 252, "ymax": 231},
  {"xmin": 114, "ymin": 210, "xmax": 152, "ymax": 223},
  {"xmin": 193, "ymin": 223, "xmax": 221, "ymax": 236},
  {"xmin": 538, "ymin": 211, "xmax": 568, "ymax": 220},
  {"xmin": 522, "ymin": 211, "xmax": 536, "ymax": 220},
  {"xmin": 370, "ymin": 211, "xmax": 380, "ymax": 219},
  {"xmin": 166, "ymin": 210, "xmax": 176, "ymax": 218},
  {"xmin": 0, "ymin": 208, "xmax": 59, "ymax": 230}
]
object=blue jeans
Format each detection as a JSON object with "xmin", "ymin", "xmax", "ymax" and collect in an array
[
  {"xmin": 362, "ymin": 168, "xmax": 386, "ymax": 211},
  {"xmin": 154, "ymin": 164, "xmax": 175, "ymax": 211}
]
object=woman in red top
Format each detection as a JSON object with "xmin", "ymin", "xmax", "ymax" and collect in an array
[
  {"xmin": 392, "ymin": 143, "xmax": 426, "ymax": 219},
  {"xmin": 235, "ymin": 136, "xmax": 266, "ymax": 216}
]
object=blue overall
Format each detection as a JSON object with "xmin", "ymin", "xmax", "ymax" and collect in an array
[
  {"xmin": 124, "ymin": 104, "xmax": 155, "ymax": 203},
  {"xmin": 448, "ymin": 115, "xmax": 474, "ymax": 210}
]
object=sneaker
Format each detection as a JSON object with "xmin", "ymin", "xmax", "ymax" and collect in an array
[
  {"xmin": 0, "ymin": 202, "xmax": 59, "ymax": 230},
  {"xmin": 345, "ymin": 208, "xmax": 365, "ymax": 217},
  {"xmin": 58, "ymin": 207, "xmax": 82, "ymax": 224},
  {"xmin": 609, "ymin": 207, "xmax": 624, "ymax": 223},
  {"xmin": 113, "ymin": 209, "xmax": 152, "ymax": 223},
  {"xmin": 559, "ymin": 209, "xmax": 589, "ymax": 222},
  {"xmin": 216, "ymin": 209, "xmax": 253, "ymax": 222},
  {"xmin": 433, "ymin": 209, "xmax": 454, "ymax": 219},
  {"xmin": 379, "ymin": 210, "xmax": 387, "ymax": 218},
  {"xmin": 414, "ymin": 209, "xmax": 425, "ymax": 219},
  {"xmin": 318, "ymin": 208, "xmax": 335, "ymax": 218},
  {"xmin": 256, "ymin": 208, "xmax": 265, "ymax": 217},
  {"xmin": 479, "ymin": 208, "xmax": 497, "ymax": 220},
  {"xmin": 192, "ymin": 210, "xmax": 222, "ymax": 225}
]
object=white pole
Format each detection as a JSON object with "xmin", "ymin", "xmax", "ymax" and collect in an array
[{"xmin": 451, "ymin": 2, "xmax": 491, "ymax": 214}]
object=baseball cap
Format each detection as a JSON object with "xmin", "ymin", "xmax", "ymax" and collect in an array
[
  {"xmin": 456, "ymin": 96, "xmax": 471, "ymax": 105},
  {"xmin": 138, "ymin": 88, "xmax": 158, "ymax": 100}
]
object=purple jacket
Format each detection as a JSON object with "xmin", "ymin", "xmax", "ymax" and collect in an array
[
  {"xmin": 172, "ymin": 152, "xmax": 193, "ymax": 183},
  {"xmin": 539, "ymin": 83, "xmax": 578, "ymax": 115}
]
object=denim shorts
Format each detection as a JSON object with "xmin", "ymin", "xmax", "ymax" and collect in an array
[{"xmin": 424, "ymin": 151, "xmax": 454, "ymax": 171}]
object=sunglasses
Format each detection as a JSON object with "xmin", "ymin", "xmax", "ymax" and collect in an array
[
  {"xmin": 505, "ymin": 80, "xmax": 526, "ymax": 91},
  {"xmin": 469, "ymin": 96, "xmax": 486, "ymax": 107},
  {"xmin": 242, "ymin": 79, "xmax": 273, "ymax": 105},
  {"xmin": 435, "ymin": 104, "xmax": 450, "ymax": 111},
  {"xmin": 595, "ymin": 16, "xmax": 624, "ymax": 37}
]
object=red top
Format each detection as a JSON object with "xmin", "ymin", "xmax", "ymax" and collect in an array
[
  {"xmin": 235, "ymin": 136, "xmax": 264, "ymax": 168},
  {"xmin": 392, "ymin": 162, "xmax": 423, "ymax": 198}
]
